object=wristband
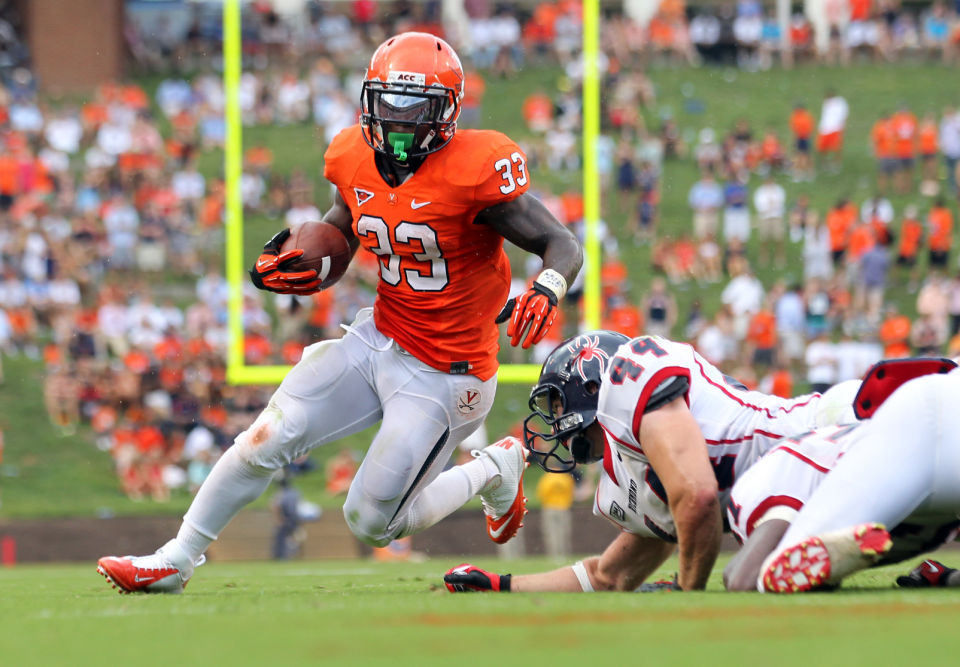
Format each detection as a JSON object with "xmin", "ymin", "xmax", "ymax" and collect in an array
[
  {"xmin": 534, "ymin": 269, "xmax": 568, "ymax": 301},
  {"xmin": 572, "ymin": 560, "xmax": 594, "ymax": 592}
]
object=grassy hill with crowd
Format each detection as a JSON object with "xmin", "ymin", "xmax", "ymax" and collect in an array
[{"xmin": 2, "ymin": 59, "xmax": 958, "ymax": 519}]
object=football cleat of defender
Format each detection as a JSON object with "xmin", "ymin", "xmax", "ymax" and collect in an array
[
  {"xmin": 97, "ymin": 539, "xmax": 204, "ymax": 594},
  {"xmin": 761, "ymin": 523, "xmax": 892, "ymax": 593},
  {"xmin": 474, "ymin": 436, "xmax": 529, "ymax": 544},
  {"xmin": 444, "ymin": 563, "xmax": 510, "ymax": 592}
]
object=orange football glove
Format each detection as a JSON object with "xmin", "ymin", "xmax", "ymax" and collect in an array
[
  {"xmin": 249, "ymin": 229, "xmax": 321, "ymax": 295},
  {"xmin": 497, "ymin": 269, "xmax": 566, "ymax": 349},
  {"xmin": 502, "ymin": 283, "xmax": 558, "ymax": 349}
]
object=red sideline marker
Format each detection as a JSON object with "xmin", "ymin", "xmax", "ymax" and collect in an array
[{"xmin": 1, "ymin": 535, "xmax": 15, "ymax": 566}]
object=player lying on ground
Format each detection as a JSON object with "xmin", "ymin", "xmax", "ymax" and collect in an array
[
  {"xmin": 722, "ymin": 358, "xmax": 960, "ymax": 593},
  {"xmin": 444, "ymin": 330, "xmax": 859, "ymax": 593},
  {"xmin": 97, "ymin": 32, "xmax": 582, "ymax": 594}
]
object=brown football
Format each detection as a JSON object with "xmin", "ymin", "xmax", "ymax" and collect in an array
[{"xmin": 280, "ymin": 221, "xmax": 352, "ymax": 290}]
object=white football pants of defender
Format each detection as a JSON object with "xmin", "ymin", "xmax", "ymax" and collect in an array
[
  {"xmin": 769, "ymin": 370, "xmax": 960, "ymax": 566},
  {"xmin": 182, "ymin": 309, "xmax": 495, "ymax": 550}
]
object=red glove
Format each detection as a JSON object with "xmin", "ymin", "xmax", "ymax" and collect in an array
[
  {"xmin": 896, "ymin": 559, "xmax": 957, "ymax": 588},
  {"xmin": 443, "ymin": 563, "xmax": 511, "ymax": 592},
  {"xmin": 249, "ymin": 228, "xmax": 321, "ymax": 294},
  {"xmin": 497, "ymin": 270, "xmax": 566, "ymax": 349}
]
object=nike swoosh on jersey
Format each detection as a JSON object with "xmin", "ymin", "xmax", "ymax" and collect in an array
[
  {"xmin": 487, "ymin": 513, "xmax": 515, "ymax": 540},
  {"xmin": 410, "ymin": 199, "xmax": 431, "ymax": 209}
]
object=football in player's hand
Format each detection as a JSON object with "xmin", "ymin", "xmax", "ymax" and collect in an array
[{"xmin": 280, "ymin": 221, "xmax": 352, "ymax": 290}]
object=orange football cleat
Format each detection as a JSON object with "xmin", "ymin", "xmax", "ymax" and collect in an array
[
  {"xmin": 97, "ymin": 539, "xmax": 202, "ymax": 594},
  {"xmin": 475, "ymin": 436, "xmax": 529, "ymax": 544}
]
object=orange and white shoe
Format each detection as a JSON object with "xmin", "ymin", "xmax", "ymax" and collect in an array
[
  {"xmin": 761, "ymin": 523, "xmax": 892, "ymax": 593},
  {"xmin": 97, "ymin": 539, "xmax": 203, "ymax": 594},
  {"xmin": 475, "ymin": 436, "xmax": 529, "ymax": 544}
]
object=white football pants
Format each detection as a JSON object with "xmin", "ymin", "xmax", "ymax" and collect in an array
[
  {"xmin": 774, "ymin": 370, "xmax": 960, "ymax": 552},
  {"xmin": 183, "ymin": 309, "xmax": 495, "ymax": 548}
]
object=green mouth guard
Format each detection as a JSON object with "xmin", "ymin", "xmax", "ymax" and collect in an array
[{"xmin": 389, "ymin": 132, "xmax": 415, "ymax": 161}]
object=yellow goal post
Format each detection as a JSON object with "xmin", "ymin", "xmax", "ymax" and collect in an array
[{"xmin": 223, "ymin": 0, "xmax": 602, "ymax": 386}]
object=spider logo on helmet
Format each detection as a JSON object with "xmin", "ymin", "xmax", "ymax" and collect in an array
[{"xmin": 523, "ymin": 331, "xmax": 630, "ymax": 473}]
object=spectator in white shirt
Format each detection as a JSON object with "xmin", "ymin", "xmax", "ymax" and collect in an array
[
  {"xmin": 44, "ymin": 111, "xmax": 83, "ymax": 154},
  {"xmin": 98, "ymin": 292, "xmax": 130, "ymax": 358},
  {"xmin": 721, "ymin": 261, "xmax": 764, "ymax": 341},
  {"xmin": 774, "ymin": 282, "xmax": 806, "ymax": 363},
  {"xmin": 753, "ymin": 174, "xmax": 786, "ymax": 265},
  {"xmin": 284, "ymin": 192, "xmax": 322, "ymax": 230},
  {"xmin": 940, "ymin": 106, "xmax": 960, "ymax": 196},
  {"xmin": 805, "ymin": 330, "xmax": 837, "ymax": 393},
  {"xmin": 688, "ymin": 171, "xmax": 724, "ymax": 240},
  {"xmin": 817, "ymin": 89, "xmax": 848, "ymax": 172},
  {"xmin": 803, "ymin": 212, "xmax": 833, "ymax": 281},
  {"xmin": 96, "ymin": 120, "xmax": 132, "ymax": 157}
]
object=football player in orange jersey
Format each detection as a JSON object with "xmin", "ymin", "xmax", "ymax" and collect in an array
[{"xmin": 97, "ymin": 32, "xmax": 582, "ymax": 594}]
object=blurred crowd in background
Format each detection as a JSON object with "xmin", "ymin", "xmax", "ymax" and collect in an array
[{"xmin": 0, "ymin": 0, "xmax": 958, "ymax": 505}]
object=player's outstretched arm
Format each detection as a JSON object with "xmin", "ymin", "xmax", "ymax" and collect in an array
[
  {"xmin": 478, "ymin": 193, "xmax": 582, "ymax": 349},
  {"xmin": 639, "ymin": 397, "xmax": 721, "ymax": 591},
  {"xmin": 445, "ymin": 533, "xmax": 674, "ymax": 593}
]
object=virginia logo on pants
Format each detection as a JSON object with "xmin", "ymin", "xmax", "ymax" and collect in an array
[{"xmin": 457, "ymin": 389, "xmax": 482, "ymax": 415}]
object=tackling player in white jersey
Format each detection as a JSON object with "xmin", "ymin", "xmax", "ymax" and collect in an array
[
  {"xmin": 722, "ymin": 358, "xmax": 960, "ymax": 593},
  {"xmin": 444, "ymin": 330, "xmax": 859, "ymax": 593}
]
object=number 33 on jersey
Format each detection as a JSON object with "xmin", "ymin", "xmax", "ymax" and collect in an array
[{"xmin": 323, "ymin": 126, "xmax": 530, "ymax": 381}]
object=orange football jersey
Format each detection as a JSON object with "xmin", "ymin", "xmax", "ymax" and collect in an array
[{"xmin": 323, "ymin": 126, "xmax": 531, "ymax": 380}]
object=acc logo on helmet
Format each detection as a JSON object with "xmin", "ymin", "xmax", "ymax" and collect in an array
[{"xmin": 387, "ymin": 71, "xmax": 426, "ymax": 85}]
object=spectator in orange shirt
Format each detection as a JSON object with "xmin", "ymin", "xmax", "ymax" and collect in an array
[
  {"xmin": 745, "ymin": 302, "xmax": 777, "ymax": 368},
  {"xmin": 928, "ymin": 197, "xmax": 954, "ymax": 270},
  {"xmin": 522, "ymin": 89, "xmax": 554, "ymax": 133},
  {"xmin": 600, "ymin": 254, "xmax": 628, "ymax": 301},
  {"xmin": 243, "ymin": 329, "xmax": 274, "ymax": 365},
  {"xmin": 890, "ymin": 105, "xmax": 918, "ymax": 194},
  {"xmin": 790, "ymin": 102, "xmax": 815, "ymax": 180},
  {"xmin": 760, "ymin": 363, "xmax": 793, "ymax": 399},
  {"xmin": 602, "ymin": 293, "xmax": 644, "ymax": 338},
  {"xmin": 847, "ymin": 222, "xmax": 876, "ymax": 264},
  {"xmin": 826, "ymin": 197, "xmax": 855, "ymax": 266},
  {"xmin": 897, "ymin": 204, "xmax": 924, "ymax": 287},
  {"xmin": 871, "ymin": 112, "xmax": 897, "ymax": 194},
  {"xmin": 918, "ymin": 112, "xmax": 940, "ymax": 195},
  {"xmin": 760, "ymin": 129, "xmax": 785, "ymax": 173},
  {"xmin": 879, "ymin": 304, "xmax": 913, "ymax": 358},
  {"xmin": 281, "ymin": 338, "xmax": 306, "ymax": 365},
  {"xmin": 0, "ymin": 151, "xmax": 18, "ymax": 210}
]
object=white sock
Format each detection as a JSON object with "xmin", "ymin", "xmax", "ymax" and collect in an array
[
  {"xmin": 469, "ymin": 452, "xmax": 501, "ymax": 493},
  {"xmin": 175, "ymin": 523, "xmax": 214, "ymax": 565},
  {"xmin": 176, "ymin": 445, "xmax": 275, "ymax": 562},
  {"xmin": 397, "ymin": 464, "xmax": 482, "ymax": 537}
]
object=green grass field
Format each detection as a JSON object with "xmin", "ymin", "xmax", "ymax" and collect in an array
[{"xmin": 4, "ymin": 554, "xmax": 960, "ymax": 666}]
